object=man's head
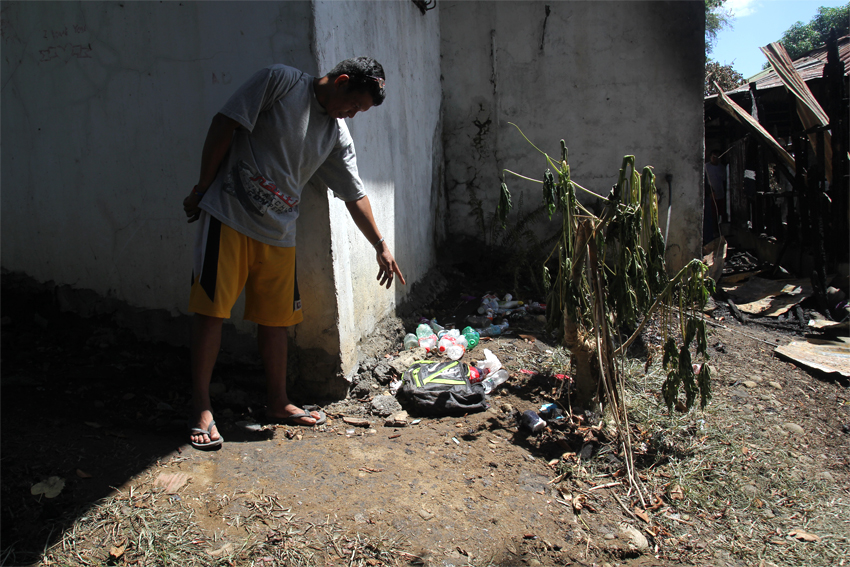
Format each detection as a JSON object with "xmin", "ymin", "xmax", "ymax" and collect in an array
[
  {"xmin": 709, "ymin": 149, "xmax": 720, "ymax": 165},
  {"xmin": 328, "ymin": 57, "xmax": 386, "ymax": 106},
  {"xmin": 315, "ymin": 57, "xmax": 386, "ymax": 120}
]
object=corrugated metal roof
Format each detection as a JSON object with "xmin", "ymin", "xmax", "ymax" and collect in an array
[{"xmin": 726, "ymin": 35, "xmax": 849, "ymax": 95}]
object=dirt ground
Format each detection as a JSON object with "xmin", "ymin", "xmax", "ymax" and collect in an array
[{"xmin": 1, "ymin": 267, "xmax": 848, "ymax": 567}]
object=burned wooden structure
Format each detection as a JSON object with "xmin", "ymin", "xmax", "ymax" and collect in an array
[{"xmin": 705, "ymin": 34, "xmax": 848, "ymax": 310}]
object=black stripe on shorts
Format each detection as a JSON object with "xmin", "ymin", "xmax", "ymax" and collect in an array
[{"xmin": 200, "ymin": 217, "xmax": 222, "ymax": 302}]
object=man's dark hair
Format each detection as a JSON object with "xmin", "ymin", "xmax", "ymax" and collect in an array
[{"xmin": 328, "ymin": 57, "xmax": 386, "ymax": 106}]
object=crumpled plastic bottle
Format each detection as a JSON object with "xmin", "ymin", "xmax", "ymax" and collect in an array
[
  {"xmin": 438, "ymin": 330, "xmax": 468, "ymax": 360},
  {"xmin": 403, "ymin": 333, "xmax": 419, "ymax": 350},
  {"xmin": 481, "ymin": 368, "xmax": 509, "ymax": 394}
]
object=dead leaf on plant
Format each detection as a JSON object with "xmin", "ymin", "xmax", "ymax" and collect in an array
[
  {"xmin": 788, "ymin": 529, "xmax": 821, "ymax": 542},
  {"xmin": 30, "ymin": 476, "xmax": 65, "ymax": 498}
]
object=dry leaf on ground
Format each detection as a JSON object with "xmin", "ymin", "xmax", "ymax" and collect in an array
[
  {"xmin": 788, "ymin": 529, "xmax": 821, "ymax": 542},
  {"xmin": 30, "ymin": 477, "xmax": 65, "ymax": 498}
]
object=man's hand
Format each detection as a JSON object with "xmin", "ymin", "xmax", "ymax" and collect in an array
[
  {"xmin": 183, "ymin": 189, "xmax": 203, "ymax": 223},
  {"xmin": 344, "ymin": 196, "xmax": 406, "ymax": 289},
  {"xmin": 376, "ymin": 246, "xmax": 405, "ymax": 289}
]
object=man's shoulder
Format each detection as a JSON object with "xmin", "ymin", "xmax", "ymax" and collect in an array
[{"xmin": 265, "ymin": 63, "xmax": 310, "ymax": 79}]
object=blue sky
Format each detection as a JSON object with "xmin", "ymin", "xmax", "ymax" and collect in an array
[{"xmin": 711, "ymin": 0, "xmax": 849, "ymax": 80}]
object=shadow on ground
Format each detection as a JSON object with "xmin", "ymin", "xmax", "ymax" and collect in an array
[{"xmin": 1, "ymin": 274, "xmax": 206, "ymax": 565}]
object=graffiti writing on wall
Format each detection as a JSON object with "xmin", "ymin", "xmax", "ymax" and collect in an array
[
  {"xmin": 39, "ymin": 23, "xmax": 91, "ymax": 63},
  {"xmin": 39, "ymin": 43, "xmax": 92, "ymax": 62}
]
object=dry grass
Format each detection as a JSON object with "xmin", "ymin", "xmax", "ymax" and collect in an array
[
  {"xmin": 35, "ymin": 475, "xmax": 422, "ymax": 567},
  {"xmin": 622, "ymin": 356, "xmax": 850, "ymax": 567}
]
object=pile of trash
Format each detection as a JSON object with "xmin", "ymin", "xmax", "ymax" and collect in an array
[
  {"xmin": 401, "ymin": 294, "xmax": 546, "ymax": 360},
  {"xmin": 383, "ymin": 294, "xmax": 550, "ymax": 417}
]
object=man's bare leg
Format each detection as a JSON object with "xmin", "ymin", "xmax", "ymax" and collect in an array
[
  {"xmin": 258, "ymin": 324, "xmax": 322, "ymax": 425},
  {"xmin": 190, "ymin": 313, "xmax": 223, "ymax": 445}
]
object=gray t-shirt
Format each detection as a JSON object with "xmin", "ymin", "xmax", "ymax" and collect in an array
[{"xmin": 199, "ymin": 64, "xmax": 367, "ymax": 246}]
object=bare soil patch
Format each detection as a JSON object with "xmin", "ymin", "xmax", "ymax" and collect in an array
[{"xmin": 2, "ymin": 269, "xmax": 848, "ymax": 567}]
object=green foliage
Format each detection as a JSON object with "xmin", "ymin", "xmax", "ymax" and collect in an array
[
  {"xmin": 500, "ymin": 124, "xmax": 714, "ymax": 414},
  {"xmin": 705, "ymin": 0, "xmax": 732, "ymax": 56},
  {"xmin": 775, "ymin": 4, "xmax": 849, "ymax": 61},
  {"xmin": 659, "ymin": 261, "xmax": 715, "ymax": 411},
  {"xmin": 705, "ymin": 60, "xmax": 745, "ymax": 96}
]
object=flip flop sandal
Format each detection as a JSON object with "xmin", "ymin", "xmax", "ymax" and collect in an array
[
  {"xmin": 189, "ymin": 419, "xmax": 223, "ymax": 450},
  {"xmin": 266, "ymin": 410, "xmax": 327, "ymax": 427}
]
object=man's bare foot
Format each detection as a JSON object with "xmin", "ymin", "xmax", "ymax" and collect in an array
[
  {"xmin": 189, "ymin": 409, "xmax": 222, "ymax": 448},
  {"xmin": 266, "ymin": 404, "xmax": 325, "ymax": 426}
]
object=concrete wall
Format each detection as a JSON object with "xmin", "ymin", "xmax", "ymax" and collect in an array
[
  {"xmin": 440, "ymin": 1, "xmax": 705, "ymax": 270},
  {"xmin": 1, "ymin": 1, "xmax": 443, "ymax": 397},
  {"xmin": 311, "ymin": 0, "xmax": 443, "ymax": 388}
]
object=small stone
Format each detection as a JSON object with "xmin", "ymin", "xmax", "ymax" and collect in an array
[
  {"xmin": 500, "ymin": 403, "xmax": 513, "ymax": 413},
  {"xmin": 741, "ymin": 484, "xmax": 758, "ymax": 498},
  {"xmin": 764, "ymin": 509, "xmax": 775, "ymax": 519},
  {"xmin": 385, "ymin": 411, "xmax": 409, "ymax": 427},
  {"xmin": 343, "ymin": 417, "xmax": 370, "ymax": 427},
  {"xmin": 618, "ymin": 523, "xmax": 648, "ymax": 551},
  {"xmin": 743, "ymin": 381, "xmax": 758, "ymax": 389},
  {"xmin": 798, "ymin": 455, "xmax": 814, "ymax": 465},
  {"xmin": 418, "ymin": 509, "xmax": 434, "ymax": 520},
  {"xmin": 817, "ymin": 471, "xmax": 835, "ymax": 483},
  {"xmin": 783, "ymin": 423, "xmax": 805, "ymax": 435},
  {"xmin": 528, "ymin": 560, "xmax": 542, "ymax": 567},
  {"xmin": 603, "ymin": 533, "xmax": 616, "ymax": 540},
  {"xmin": 371, "ymin": 395, "xmax": 402, "ymax": 417},
  {"xmin": 769, "ymin": 381, "xmax": 783, "ymax": 390}
]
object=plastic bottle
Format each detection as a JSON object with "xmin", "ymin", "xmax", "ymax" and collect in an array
[
  {"xmin": 469, "ymin": 366, "xmax": 483, "ymax": 383},
  {"xmin": 481, "ymin": 368, "xmax": 509, "ymax": 394},
  {"xmin": 430, "ymin": 318, "xmax": 445, "ymax": 334},
  {"xmin": 415, "ymin": 323, "xmax": 433, "ymax": 339},
  {"xmin": 418, "ymin": 334, "xmax": 437, "ymax": 352},
  {"xmin": 438, "ymin": 331, "xmax": 468, "ymax": 360},
  {"xmin": 478, "ymin": 320, "xmax": 509, "ymax": 337},
  {"xmin": 403, "ymin": 333, "xmax": 419, "ymax": 350},
  {"xmin": 461, "ymin": 326, "xmax": 480, "ymax": 350},
  {"xmin": 477, "ymin": 296, "xmax": 499, "ymax": 314},
  {"xmin": 526, "ymin": 301, "xmax": 546, "ymax": 314},
  {"xmin": 521, "ymin": 410, "xmax": 547, "ymax": 433}
]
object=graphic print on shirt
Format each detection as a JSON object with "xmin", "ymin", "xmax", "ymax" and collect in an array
[{"xmin": 222, "ymin": 160, "xmax": 300, "ymax": 218}]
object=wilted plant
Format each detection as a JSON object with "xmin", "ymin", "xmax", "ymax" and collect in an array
[{"xmin": 499, "ymin": 125, "xmax": 714, "ymax": 496}]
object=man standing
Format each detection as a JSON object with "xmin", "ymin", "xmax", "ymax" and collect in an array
[{"xmin": 182, "ymin": 57, "xmax": 405, "ymax": 449}]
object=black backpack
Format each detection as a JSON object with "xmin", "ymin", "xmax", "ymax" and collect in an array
[{"xmin": 397, "ymin": 360, "xmax": 487, "ymax": 416}]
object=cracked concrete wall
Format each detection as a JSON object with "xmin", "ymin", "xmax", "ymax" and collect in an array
[{"xmin": 440, "ymin": 1, "xmax": 705, "ymax": 271}]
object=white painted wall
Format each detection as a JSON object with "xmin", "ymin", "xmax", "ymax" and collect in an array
[
  {"xmin": 1, "ymin": 0, "xmax": 315, "ymax": 325},
  {"xmin": 440, "ymin": 1, "xmax": 705, "ymax": 270},
  {"xmin": 311, "ymin": 0, "xmax": 443, "ymax": 381}
]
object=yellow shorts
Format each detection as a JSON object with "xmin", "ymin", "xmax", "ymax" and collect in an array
[{"xmin": 188, "ymin": 213, "xmax": 303, "ymax": 327}]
